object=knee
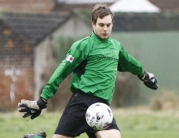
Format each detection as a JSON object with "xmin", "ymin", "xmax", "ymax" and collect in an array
[
  {"xmin": 52, "ymin": 134, "xmax": 72, "ymax": 138},
  {"xmin": 52, "ymin": 134, "xmax": 61, "ymax": 138},
  {"xmin": 95, "ymin": 129, "xmax": 121, "ymax": 138}
]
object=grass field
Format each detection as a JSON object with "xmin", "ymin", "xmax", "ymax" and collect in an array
[{"xmin": 0, "ymin": 107, "xmax": 179, "ymax": 138}]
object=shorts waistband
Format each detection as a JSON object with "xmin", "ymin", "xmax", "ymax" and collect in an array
[{"xmin": 74, "ymin": 90, "xmax": 108, "ymax": 105}]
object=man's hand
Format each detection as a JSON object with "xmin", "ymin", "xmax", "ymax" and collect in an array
[
  {"xmin": 139, "ymin": 71, "xmax": 159, "ymax": 90},
  {"xmin": 18, "ymin": 98, "xmax": 47, "ymax": 119}
]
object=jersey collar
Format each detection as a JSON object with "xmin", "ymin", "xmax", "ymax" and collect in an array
[{"xmin": 91, "ymin": 31, "xmax": 110, "ymax": 43}]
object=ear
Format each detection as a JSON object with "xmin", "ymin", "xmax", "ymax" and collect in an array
[{"xmin": 92, "ymin": 22, "xmax": 95, "ymax": 29}]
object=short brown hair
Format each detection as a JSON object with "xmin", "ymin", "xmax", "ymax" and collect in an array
[{"xmin": 92, "ymin": 3, "xmax": 114, "ymax": 24}]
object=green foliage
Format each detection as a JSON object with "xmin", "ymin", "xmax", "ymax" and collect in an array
[{"xmin": 0, "ymin": 108, "xmax": 179, "ymax": 138}]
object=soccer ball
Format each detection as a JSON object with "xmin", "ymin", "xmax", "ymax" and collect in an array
[{"xmin": 85, "ymin": 102, "xmax": 113, "ymax": 130}]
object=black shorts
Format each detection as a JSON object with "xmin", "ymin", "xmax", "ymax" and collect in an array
[{"xmin": 54, "ymin": 91, "xmax": 119, "ymax": 138}]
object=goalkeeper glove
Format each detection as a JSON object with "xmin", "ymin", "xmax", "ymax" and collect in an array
[
  {"xmin": 139, "ymin": 71, "xmax": 159, "ymax": 90},
  {"xmin": 18, "ymin": 98, "xmax": 47, "ymax": 119}
]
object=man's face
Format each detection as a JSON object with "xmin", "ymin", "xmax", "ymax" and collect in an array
[{"xmin": 92, "ymin": 15, "xmax": 113, "ymax": 39}]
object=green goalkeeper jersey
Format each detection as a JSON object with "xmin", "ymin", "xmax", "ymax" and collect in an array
[{"xmin": 41, "ymin": 32, "xmax": 144, "ymax": 104}]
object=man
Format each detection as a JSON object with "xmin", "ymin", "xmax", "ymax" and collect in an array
[{"xmin": 18, "ymin": 3, "xmax": 158, "ymax": 138}]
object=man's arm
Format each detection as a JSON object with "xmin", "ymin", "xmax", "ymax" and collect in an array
[
  {"xmin": 18, "ymin": 40, "xmax": 90, "ymax": 119},
  {"xmin": 41, "ymin": 41, "xmax": 89, "ymax": 100},
  {"xmin": 118, "ymin": 46, "xmax": 144, "ymax": 76}
]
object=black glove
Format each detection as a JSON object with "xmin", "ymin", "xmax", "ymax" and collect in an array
[
  {"xmin": 18, "ymin": 98, "xmax": 47, "ymax": 119},
  {"xmin": 139, "ymin": 71, "xmax": 159, "ymax": 90}
]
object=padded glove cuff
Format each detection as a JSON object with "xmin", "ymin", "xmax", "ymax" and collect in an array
[
  {"xmin": 138, "ymin": 71, "xmax": 149, "ymax": 82},
  {"xmin": 37, "ymin": 98, "xmax": 47, "ymax": 109}
]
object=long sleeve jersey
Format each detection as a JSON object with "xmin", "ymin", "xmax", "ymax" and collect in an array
[{"xmin": 41, "ymin": 32, "xmax": 144, "ymax": 104}]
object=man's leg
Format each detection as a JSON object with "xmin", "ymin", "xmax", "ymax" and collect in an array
[
  {"xmin": 52, "ymin": 130, "xmax": 121, "ymax": 138},
  {"xmin": 53, "ymin": 92, "xmax": 93, "ymax": 137},
  {"xmin": 95, "ymin": 129, "xmax": 121, "ymax": 138},
  {"xmin": 52, "ymin": 134, "xmax": 72, "ymax": 138}
]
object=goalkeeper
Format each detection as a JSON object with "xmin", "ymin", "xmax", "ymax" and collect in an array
[{"xmin": 18, "ymin": 3, "xmax": 158, "ymax": 138}]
